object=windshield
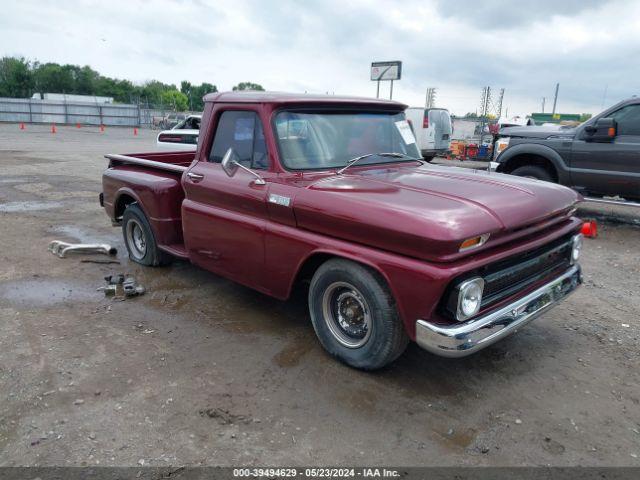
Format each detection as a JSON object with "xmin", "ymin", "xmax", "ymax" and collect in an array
[{"xmin": 274, "ymin": 111, "xmax": 421, "ymax": 170}]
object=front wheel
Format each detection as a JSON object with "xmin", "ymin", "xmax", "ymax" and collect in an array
[
  {"xmin": 308, "ymin": 259, "xmax": 408, "ymax": 370},
  {"xmin": 511, "ymin": 165, "xmax": 554, "ymax": 182}
]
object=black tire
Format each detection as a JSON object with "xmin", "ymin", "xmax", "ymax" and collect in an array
[
  {"xmin": 423, "ymin": 155, "xmax": 435, "ymax": 163},
  {"xmin": 122, "ymin": 203, "xmax": 171, "ymax": 266},
  {"xmin": 308, "ymin": 259, "xmax": 409, "ymax": 370},
  {"xmin": 511, "ymin": 165, "xmax": 554, "ymax": 182}
]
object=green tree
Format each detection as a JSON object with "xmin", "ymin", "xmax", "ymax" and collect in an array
[
  {"xmin": 180, "ymin": 81, "xmax": 217, "ymax": 110},
  {"xmin": 94, "ymin": 76, "xmax": 135, "ymax": 103},
  {"xmin": 160, "ymin": 89, "xmax": 189, "ymax": 111},
  {"xmin": 74, "ymin": 65, "xmax": 100, "ymax": 95},
  {"xmin": 139, "ymin": 80, "xmax": 174, "ymax": 105},
  {"xmin": 33, "ymin": 62, "xmax": 75, "ymax": 93},
  {"xmin": 0, "ymin": 56, "xmax": 220, "ymax": 108},
  {"xmin": 232, "ymin": 82, "xmax": 264, "ymax": 91},
  {"xmin": 0, "ymin": 56, "xmax": 33, "ymax": 97}
]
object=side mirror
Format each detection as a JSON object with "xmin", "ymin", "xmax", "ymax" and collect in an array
[
  {"xmin": 221, "ymin": 148, "xmax": 240, "ymax": 178},
  {"xmin": 585, "ymin": 118, "xmax": 616, "ymax": 142},
  {"xmin": 220, "ymin": 147, "xmax": 266, "ymax": 185}
]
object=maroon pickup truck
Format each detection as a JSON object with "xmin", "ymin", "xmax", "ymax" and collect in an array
[{"xmin": 101, "ymin": 92, "xmax": 583, "ymax": 370}]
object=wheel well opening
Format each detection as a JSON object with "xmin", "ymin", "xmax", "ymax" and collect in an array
[
  {"xmin": 114, "ymin": 194, "xmax": 136, "ymax": 221},
  {"xmin": 503, "ymin": 154, "xmax": 558, "ymax": 182},
  {"xmin": 291, "ymin": 253, "xmax": 334, "ymax": 296},
  {"xmin": 290, "ymin": 253, "xmax": 392, "ymax": 301}
]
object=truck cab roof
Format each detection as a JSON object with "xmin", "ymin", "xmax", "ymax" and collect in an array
[{"xmin": 203, "ymin": 91, "xmax": 407, "ymax": 109}]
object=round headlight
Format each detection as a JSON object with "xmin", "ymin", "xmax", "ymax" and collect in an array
[
  {"xmin": 457, "ymin": 278, "xmax": 485, "ymax": 321},
  {"xmin": 571, "ymin": 234, "xmax": 583, "ymax": 264}
]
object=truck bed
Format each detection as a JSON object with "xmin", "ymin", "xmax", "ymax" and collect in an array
[{"xmin": 102, "ymin": 151, "xmax": 194, "ymax": 258}]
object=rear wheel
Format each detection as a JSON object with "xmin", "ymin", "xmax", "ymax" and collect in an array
[
  {"xmin": 511, "ymin": 165, "xmax": 554, "ymax": 182},
  {"xmin": 308, "ymin": 259, "xmax": 408, "ymax": 370},
  {"xmin": 122, "ymin": 203, "xmax": 171, "ymax": 266}
]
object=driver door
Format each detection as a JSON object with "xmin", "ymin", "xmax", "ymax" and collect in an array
[
  {"xmin": 182, "ymin": 108, "xmax": 271, "ymax": 292},
  {"xmin": 570, "ymin": 104, "xmax": 640, "ymax": 198}
]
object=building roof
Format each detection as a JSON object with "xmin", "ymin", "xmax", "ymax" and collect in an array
[{"xmin": 203, "ymin": 91, "xmax": 407, "ymax": 109}]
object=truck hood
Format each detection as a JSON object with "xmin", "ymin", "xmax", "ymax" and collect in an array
[
  {"xmin": 500, "ymin": 125, "xmax": 576, "ymax": 139},
  {"xmin": 292, "ymin": 164, "xmax": 579, "ymax": 262}
]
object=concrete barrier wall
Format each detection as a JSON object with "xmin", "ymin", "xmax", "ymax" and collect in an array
[{"xmin": 0, "ymin": 97, "xmax": 170, "ymax": 127}]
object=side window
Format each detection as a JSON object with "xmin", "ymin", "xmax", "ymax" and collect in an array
[
  {"xmin": 609, "ymin": 105, "xmax": 640, "ymax": 136},
  {"xmin": 208, "ymin": 111, "xmax": 269, "ymax": 169}
]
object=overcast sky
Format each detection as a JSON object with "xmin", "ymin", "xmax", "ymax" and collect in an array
[{"xmin": 2, "ymin": 0, "xmax": 639, "ymax": 116}]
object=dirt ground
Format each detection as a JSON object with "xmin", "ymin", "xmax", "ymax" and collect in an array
[{"xmin": 0, "ymin": 124, "xmax": 639, "ymax": 467}]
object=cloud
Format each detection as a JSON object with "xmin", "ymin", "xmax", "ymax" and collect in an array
[
  {"xmin": 433, "ymin": 0, "xmax": 602, "ymax": 28},
  {"xmin": 2, "ymin": 0, "xmax": 639, "ymax": 116}
]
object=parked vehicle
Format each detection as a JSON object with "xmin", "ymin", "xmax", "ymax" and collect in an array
[
  {"xmin": 156, "ymin": 114, "xmax": 202, "ymax": 151},
  {"xmin": 405, "ymin": 107, "xmax": 452, "ymax": 160},
  {"xmin": 101, "ymin": 92, "xmax": 583, "ymax": 370},
  {"xmin": 159, "ymin": 112, "xmax": 187, "ymax": 130},
  {"xmin": 493, "ymin": 97, "xmax": 640, "ymax": 200}
]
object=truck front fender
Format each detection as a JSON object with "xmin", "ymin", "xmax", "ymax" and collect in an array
[{"xmin": 497, "ymin": 143, "xmax": 570, "ymax": 184}]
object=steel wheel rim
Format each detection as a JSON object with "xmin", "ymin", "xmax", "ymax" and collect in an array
[
  {"xmin": 321, "ymin": 281, "xmax": 372, "ymax": 348},
  {"xmin": 126, "ymin": 219, "xmax": 146, "ymax": 260}
]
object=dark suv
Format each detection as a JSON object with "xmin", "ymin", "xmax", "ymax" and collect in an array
[{"xmin": 493, "ymin": 97, "xmax": 640, "ymax": 200}]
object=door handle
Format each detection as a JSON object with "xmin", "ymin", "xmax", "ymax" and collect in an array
[{"xmin": 187, "ymin": 172, "xmax": 204, "ymax": 182}]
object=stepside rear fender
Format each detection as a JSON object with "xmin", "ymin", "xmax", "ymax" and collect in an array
[{"xmin": 102, "ymin": 167, "xmax": 185, "ymax": 246}]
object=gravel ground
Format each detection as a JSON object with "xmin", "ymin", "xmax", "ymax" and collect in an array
[{"xmin": 0, "ymin": 124, "xmax": 639, "ymax": 467}]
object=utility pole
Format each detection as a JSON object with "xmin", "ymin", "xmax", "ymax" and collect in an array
[
  {"xmin": 542, "ymin": 97, "xmax": 546, "ymax": 113},
  {"xmin": 425, "ymin": 87, "xmax": 437, "ymax": 108},
  {"xmin": 479, "ymin": 86, "xmax": 491, "ymax": 142},
  {"xmin": 601, "ymin": 84, "xmax": 608, "ymax": 110},
  {"xmin": 551, "ymin": 83, "xmax": 559, "ymax": 115},
  {"xmin": 479, "ymin": 86, "xmax": 491, "ymax": 118},
  {"xmin": 495, "ymin": 88, "xmax": 505, "ymax": 118}
]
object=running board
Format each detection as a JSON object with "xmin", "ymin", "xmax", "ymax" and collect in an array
[
  {"xmin": 582, "ymin": 197, "xmax": 640, "ymax": 209},
  {"xmin": 159, "ymin": 244, "xmax": 189, "ymax": 259}
]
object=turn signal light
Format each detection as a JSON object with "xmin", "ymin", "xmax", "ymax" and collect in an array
[{"xmin": 459, "ymin": 234, "xmax": 490, "ymax": 252}]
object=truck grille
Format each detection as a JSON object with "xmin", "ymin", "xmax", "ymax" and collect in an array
[
  {"xmin": 481, "ymin": 235, "xmax": 573, "ymax": 308},
  {"xmin": 441, "ymin": 234, "xmax": 574, "ymax": 319}
]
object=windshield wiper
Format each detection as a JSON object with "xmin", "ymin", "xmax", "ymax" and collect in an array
[{"xmin": 336, "ymin": 152, "xmax": 422, "ymax": 175}]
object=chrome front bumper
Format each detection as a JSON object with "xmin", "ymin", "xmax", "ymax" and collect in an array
[{"xmin": 415, "ymin": 265, "xmax": 581, "ymax": 358}]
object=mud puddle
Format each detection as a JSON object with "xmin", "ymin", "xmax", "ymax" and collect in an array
[
  {"xmin": 0, "ymin": 278, "xmax": 98, "ymax": 307},
  {"xmin": 0, "ymin": 201, "xmax": 63, "ymax": 213},
  {"xmin": 48, "ymin": 224, "xmax": 119, "ymax": 244},
  {"xmin": 273, "ymin": 333, "xmax": 316, "ymax": 367}
]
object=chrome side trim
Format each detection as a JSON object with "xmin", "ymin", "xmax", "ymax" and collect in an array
[
  {"xmin": 105, "ymin": 154, "xmax": 189, "ymax": 173},
  {"xmin": 582, "ymin": 197, "xmax": 640, "ymax": 209},
  {"xmin": 415, "ymin": 266, "xmax": 581, "ymax": 358}
]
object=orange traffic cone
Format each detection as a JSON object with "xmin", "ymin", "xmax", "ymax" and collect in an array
[
  {"xmin": 100, "ymin": 124, "xmax": 105, "ymax": 133},
  {"xmin": 51, "ymin": 123, "xmax": 57, "ymax": 134},
  {"xmin": 20, "ymin": 122, "xmax": 25, "ymax": 130},
  {"xmin": 76, "ymin": 122, "xmax": 81, "ymax": 128},
  {"xmin": 133, "ymin": 127, "xmax": 138, "ymax": 136}
]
